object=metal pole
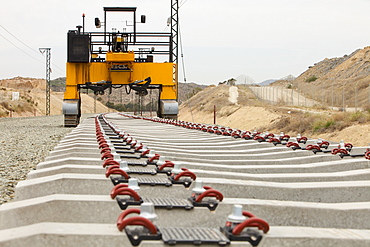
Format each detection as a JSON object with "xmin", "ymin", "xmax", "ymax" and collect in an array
[
  {"xmin": 269, "ymin": 87, "xmax": 271, "ymax": 104},
  {"xmin": 291, "ymin": 88, "xmax": 293, "ymax": 105},
  {"xmin": 170, "ymin": 0, "xmax": 179, "ymax": 63},
  {"xmin": 298, "ymin": 87, "xmax": 300, "ymax": 106},
  {"xmin": 260, "ymin": 87, "xmax": 262, "ymax": 101},
  {"xmin": 281, "ymin": 87, "xmax": 284, "ymax": 103},
  {"xmin": 285, "ymin": 87, "xmax": 288, "ymax": 104},
  {"xmin": 304, "ymin": 89, "xmax": 306, "ymax": 107},
  {"xmin": 171, "ymin": 0, "xmax": 179, "ymax": 104},
  {"xmin": 265, "ymin": 87, "xmax": 267, "ymax": 102},
  {"xmin": 39, "ymin": 48, "xmax": 51, "ymax": 116},
  {"xmin": 82, "ymin": 13, "xmax": 85, "ymax": 33}
]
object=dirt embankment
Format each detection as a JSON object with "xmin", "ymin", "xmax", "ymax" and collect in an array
[
  {"xmin": 0, "ymin": 77, "xmax": 109, "ymax": 117},
  {"xmin": 179, "ymin": 84, "xmax": 370, "ymax": 147},
  {"xmin": 272, "ymin": 46, "xmax": 370, "ymax": 110},
  {"xmin": 179, "ymin": 85, "xmax": 281, "ymax": 131}
]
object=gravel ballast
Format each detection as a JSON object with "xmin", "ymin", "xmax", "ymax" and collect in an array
[{"xmin": 0, "ymin": 114, "xmax": 93, "ymax": 205}]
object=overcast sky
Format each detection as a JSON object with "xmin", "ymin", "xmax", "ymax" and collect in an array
[{"xmin": 1, "ymin": 0, "xmax": 370, "ymax": 85}]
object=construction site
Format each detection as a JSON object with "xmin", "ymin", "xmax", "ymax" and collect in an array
[{"xmin": 1, "ymin": 1, "xmax": 370, "ymax": 246}]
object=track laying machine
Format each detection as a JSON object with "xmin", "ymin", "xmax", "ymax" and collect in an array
[{"xmin": 63, "ymin": 5, "xmax": 179, "ymax": 127}]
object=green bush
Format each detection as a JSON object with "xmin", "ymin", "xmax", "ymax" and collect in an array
[
  {"xmin": 324, "ymin": 120, "xmax": 335, "ymax": 128},
  {"xmin": 347, "ymin": 111, "xmax": 370, "ymax": 123},
  {"xmin": 306, "ymin": 76, "xmax": 318, "ymax": 82},
  {"xmin": 312, "ymin": 119, "xmax": 335, "ymax": 132},
  {"xmin": 312, "ymin": 120, "xmax": 325, "ymax": 132},
  {"xmin": 348, "ymin": 111, "xmax": 363, "ymax": 122}
]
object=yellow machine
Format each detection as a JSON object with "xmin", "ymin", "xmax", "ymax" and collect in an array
[{"xmin": 63, "ymin": 7, "xmax": 179, "ymax": 127}]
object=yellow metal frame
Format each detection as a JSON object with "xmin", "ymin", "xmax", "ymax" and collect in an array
[
  {"xmin": 64, "ymin": 51, "xmax": 177, "ymax": 101},
  {"xmin": 106, "ymin": 51, "xmax": 135, "ymax": 62}
]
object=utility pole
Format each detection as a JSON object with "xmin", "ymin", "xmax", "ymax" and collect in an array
[
  {"xmin": 170, "ymin": 0, "xmax": 179, "ymax": 64},
  {"xmin": 171, "ymin": 0, "xmax": 179, "ymax": 102},
  {"xmin": 39, "ymin": 48, "xmax": 51, "ymax": 116}
]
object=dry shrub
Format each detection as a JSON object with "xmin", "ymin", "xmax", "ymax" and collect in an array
[
  {"xmin": 13, "ymin": 101, "xmax": 34, "ymax": 113},
  {"xmin": 363, "ymin": 104, "xmax": 370, "ymax": 113},
  {"xmin": 271, "ymin": 111, "xmax": 353, "ymax": 134},
  {"xmin": 272, "ymin": 112, "xmax": 316, "ymax": 133},
  {"xmin": 0, "ymin": 99, "xmax": 35, "ymax": 115},
  {"xmin": 332, "ymin": 113, "xmax": 346, "ymax": 122},
  {"xmin": 0, "ymin": 101, "xmax": 10, "ymax": 110},
  {"xmin": 312, "ymin": 105, "xmax": 329, "ymax": 111},
  {"xmin": 346, "ymin": 111, "xmax": 370, "ymax": 123},
  {"xmin": 358, "ymin": 82, "xmax": 369, "ymax": 90}
]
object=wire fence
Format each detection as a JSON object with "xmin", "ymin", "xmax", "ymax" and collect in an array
[{"xmin": 247, "ymin": 81, "xmax": 370, "ymax": 112}]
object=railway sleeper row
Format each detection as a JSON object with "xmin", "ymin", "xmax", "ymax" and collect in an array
[{"xmin": 0, "ymin": 112, "xmax": 369, "ymax": 246}]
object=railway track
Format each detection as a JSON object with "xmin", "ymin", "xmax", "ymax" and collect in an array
[{"xmin": 0, "ymin": 113, "xmax": 370, "ymax": 246}]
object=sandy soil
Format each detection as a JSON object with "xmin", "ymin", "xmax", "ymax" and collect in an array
[
  {"xmin": 311, "ymin": 124, "xmax": 370, "ymax": 146},
  {"xmin": 0, "ymin": 77, "xmax": 110, "ymax": 117},
  {"xmin": 180, "ymin": 104, "xmax": 370, "ymax": 146},
  {"xmin": 30, "ymin": 90, "xmax": 109, "ymax": 116},
  {"xmin": 179, "ymin": 105, "xmax": 281, "ymax": 132},
  {"xmin": 179, "ymin": 85, "xmax": 370, "ymax": 147},
  {"xmin": 2, "ymin": 89, "xmax": 109, "ymax": 117}
]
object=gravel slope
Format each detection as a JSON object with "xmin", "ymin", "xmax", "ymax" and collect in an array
[{"xmin": 0, "ymin": 114, "xmax": 94, "ymax": 205}]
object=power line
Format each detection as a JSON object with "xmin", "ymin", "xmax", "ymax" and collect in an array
[
  {"xmin": 0, "ymin": 24, "xmax": 65, "ymax": 76},
  {"xmin": 0, "ymin": 25, "xmax": 40, "ymax": 55},
  {"xmin": 178, "ymin": 21, "xmax": 194, "ymax": 122},
  {"xmin": 0, "ymin": 32, "xmax": 45, "ymax": 64},
  {"xmin": 179, "ymin": 0, "xmax": 189, "ymax": 8},
  {"xmin": 159, "ymin": 0, "xmax": 187, "ymax": 35}
]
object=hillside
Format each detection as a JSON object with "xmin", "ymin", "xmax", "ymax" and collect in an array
[
  {"xmin": 273, "ymin": 46, "xmax": 370, "ymax": 109},
  {"xmin": 0, "ymin": 77, "xmax": 109, "ymax": 117},
  {"xmin": 179, "ymin": 83, "xmax": 370, "ymax": 146},
  {"xmin": 179, "ymin": 46, "xmax": 370, "ymax": 147},
  {"xmin": 179, "ymin": 84, "xmax": 282, "ymax": 130}
]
